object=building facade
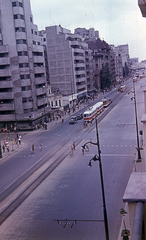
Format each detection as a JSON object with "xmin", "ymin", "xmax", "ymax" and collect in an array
[
  {"xmin": 45, "ymin": 25, "xmax": 89, "ymax": 103},
  {"xmin": 0, "ymin": 0, "xmax": 49, "ymax": 130}
]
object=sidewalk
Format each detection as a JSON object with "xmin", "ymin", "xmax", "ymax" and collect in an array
[{"xmin": 0, "ymin": 135, "xmax": 24, "ymax": 161}]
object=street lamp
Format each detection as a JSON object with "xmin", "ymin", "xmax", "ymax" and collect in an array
[
  {"xmin": 82, "ymin": 118, "xmax": 109, "ymax": 240},
  {"xmin": 128, "ymin": 79, "xmax": 142, "ymax": 162},
  {"xmin": 0, "ymin": 135, "xmax": 2, "ymax": 158}
]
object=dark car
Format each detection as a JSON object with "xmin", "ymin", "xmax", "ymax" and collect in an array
[
  {"xmin": 77, "ymin": 113, "xmax": 83, "ymax": 120},
  {"xmin": 69, "ymin": 116, "xmax": 77, "ymax": 125}
]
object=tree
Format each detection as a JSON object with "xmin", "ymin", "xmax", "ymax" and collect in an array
[{"xmin": 100, "ymin": 64, "xmax": 112, "ymax": 90}]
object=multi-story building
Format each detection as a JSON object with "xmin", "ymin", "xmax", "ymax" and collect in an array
[
  {"xmin": 0, "ymin": 0, "xmax": 49, "ymax": 130},
  {"xmin": 114, "ymin": 44, "xmax": 130, "ymax": 78},
  {"xmin": 87, "ymin": 38, "xmax": 116, "ymax": 91},
  {"xmin": 74, "ymin": 27, "xmax": 99, "ymax": 40},
  {"xmin": 45, "ymin": 25, "xmax": 89, "ymax": 106}
]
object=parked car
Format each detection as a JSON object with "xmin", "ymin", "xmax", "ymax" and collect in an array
[
  {"xmin": 77, "ymin": 113, "xmax": 83, "ymax": 120},
  {"xmin": 69, "ymin": 116, "xmax": 77, "ymax": 124}
]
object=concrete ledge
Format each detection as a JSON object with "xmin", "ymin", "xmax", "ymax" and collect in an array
[{"xmin": 123, "ymin": 172, "xmax": 146, "ymax": 202}]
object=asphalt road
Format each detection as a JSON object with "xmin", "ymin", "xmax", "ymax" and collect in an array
[{"xmin": 0, "ymin": 78, "xmax": 145, "ymax": 240}]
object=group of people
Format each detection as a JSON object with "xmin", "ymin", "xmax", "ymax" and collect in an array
[{"xmin": 31, "ymin": 142, "xmax": 43, "ymax": 153}]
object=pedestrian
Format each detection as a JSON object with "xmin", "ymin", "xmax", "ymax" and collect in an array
[
  {"xmin": 2, "ymin": 145, "xmax": 5, "ymax": 153},
  {"xmin": 81, "ymin": 146, "xmax": 84, "ymax": 155},
  {"xmin": 73, "ymin": 141, "xmax": 75, "ymax": 150},
  {"xmin": 31, "ymin": 144, "xmax": 35, "ymax": 153},
  {"xmin": 18, "ymin": 135, "xmax": 21, "ymax": 145},
  {"xmin": 70, "ymin": 146, "xmax": 74, "ymax": 156},
  {"xmin": 39, "ymin": 142, "xmax": 43, "ymax": 150},
  {"xmin": 6, "ymin": 141, "xmax": 9, "ymax": 152}
]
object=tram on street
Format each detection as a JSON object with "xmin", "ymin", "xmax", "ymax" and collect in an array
[
  {"xmin": 102, "ymin": 97, "xmax": 112, "ymax": 107},
  {"xmin": 83, "ymin": 101, "xmax": 104, "ymax": 122},
  {"xmin": 119, "ymin": 85, "xmax": 126, "ymax": 92}
]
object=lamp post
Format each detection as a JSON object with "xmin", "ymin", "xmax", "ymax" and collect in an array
[
  {"xmin": 0, "ymin": 136, "xmax": 2, "ymax": 158},
  {"xmin": 129, "ymin": 80, "xmax": 142, "ymax": 161},
  {"xmin": 82, "ymin": 118, "xmax": 109, "ymax": 240}
]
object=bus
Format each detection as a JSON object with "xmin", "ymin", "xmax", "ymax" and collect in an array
[{"xmin": 83, "ymin": 101, "xmax": 104, "ymax": 122}]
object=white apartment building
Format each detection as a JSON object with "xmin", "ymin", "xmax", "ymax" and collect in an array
[
  {"xmin": 74, "ymin": 28, "xmax": 99, "ymax": 40},
  {"xmin": 45, "ymin": 25, "xmax": 88, "ymax": 104},
  {"xmin": 0, "ymin": 0, "xmax": 49, "ymax": 130}
]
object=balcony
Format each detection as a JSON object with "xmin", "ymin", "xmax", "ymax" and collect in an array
[
  {"xmin": 0, "ymin": 92, "xmax": 13, "ymax": 99},
  {"xmin": 138, "ymin": 0, "xmax": 146, "ymax": 17},
  {"xmin": 0, "ymin": 103, "xmax": 14, "ymax": 111},
  {"xmin": 0, "ymin": 81, "xmax": 12, "ymax": 88},
  {"xmin": 0, "ymin": 57, "xmax": 10, "ymax": 65},
  {"xmin": 34, "ymin": 66, "xmax": 45, "ymax": 74},
  {"xmin": 36, "ymin": 87, "xmax": 47, "ymax": 96}
]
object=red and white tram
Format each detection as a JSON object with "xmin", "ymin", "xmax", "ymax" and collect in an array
[
  {"xmin": 102, "ymin": 97, "xmax": 112, "ymax": 107},
  {"xmin": 83, "ymin": 101, "xmax": 104, "ymax": 122}
]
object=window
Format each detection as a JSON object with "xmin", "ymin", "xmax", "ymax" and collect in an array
[
  {"xmin": 16, "ymin": 39, "xmax": 27, "ymax": 44},
  {"xmin": 33, "ymin": 41, "xmax": 36, "ymax": 45},
  {"xmin": 30, "ymin": 17, "xmax": 33, "ymax": 22},
  {"xmin": 18, "ymin": 51, "xmax": 28, "ymax": 56},
  {"xmin": 0, "ymin": 88, "xmax": 12, "ymax": 92},
  {"xmin": 19, "ymin": 2, "xmax": 23, "ymax": 7},
  {"xmin": 24, "ymin": 108, "xmax": 33, "ymax": 113},
  {"xmin": 20, "ymin": 74, "xmax": 30, "ymax": 79},
  {"xmin": 33, "ymin": 52, "xmax": 43, "ymax": 56},
  {"xmin": 12, "ymin": 1, "xmax": 23, "ymax": 7},
  {"xmin": 34, "ymin": 73, "xmax": 44, "ymax": 78},
  {"xmin": 0, "ymin": 76, "xmax": 11, "ymax": 81},
  {"xmin": 22, "ymin": 86, "xmax": 31, "ymax": 91},
  {"xmin": 19, "ymin": 63, "xmax": 29, "ymax": 68},
  {"xmin": 0, "ymin": 64, "xmax": 9, "ymax": 69},
  {"xmin": 35, "ymin": 83, "xmax": 45, "ymax": 88},
  {"xmin": 12, "ymin": 2, "xmax": 17, "ymax": 7},
  {"xmin": 33, "ymin": 63, "xmax": 43, "ymax": 67},
  {"xmin": 14, "ymin": 14, "xmax": 24, "ymax": 20},
  {"xmin": 15, "ymin": 27, "xmax": 25, "ymax": 32},
  {"xmin": 22, "ymin": 97, "xmax": 33, "ymax": 103}
]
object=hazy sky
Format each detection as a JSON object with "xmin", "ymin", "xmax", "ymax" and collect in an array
[{"xmin": 30, "ymin": 0, "xmax": 146, "ymax": 62}]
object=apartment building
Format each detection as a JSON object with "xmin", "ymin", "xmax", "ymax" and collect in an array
[
  {"xmin": 74, "ymin": 27, "xmax": 99, "ymax": 40},
  {"xmin": 45, "ymin": 25, "xmax": 89, "ymax": 106},
  {"xmin": 0, "ymin": 0, "xmax": 49, "ymax": 130}
]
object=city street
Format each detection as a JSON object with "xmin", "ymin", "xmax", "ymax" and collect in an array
[{"xmin": 0, "ymin": 78, "xmax": 145, "ymax": 240}]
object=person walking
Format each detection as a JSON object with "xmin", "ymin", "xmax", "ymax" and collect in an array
[
  {"xmin": 81, "ymin": 146, "xmax": 84, "ymax": 155},
  {"xmin": 39, "ymin": 142, "xmax": 43, "ymax": 150},
  {"xmin": 73, "ymin": 141, "xmax": 75, "ymax": 150},
  {"xmin": 31, "ymin": 144, "xmax": 35, "ymax": 153}
]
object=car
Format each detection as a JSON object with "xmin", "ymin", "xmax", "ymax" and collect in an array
[
  {"xmin": 69, "ymin": 116, "xmax": 77, "ymax": 124},
  {"xmin": 77, "ymin": 113, "xmax": 83, "ymax": 120},
  {"xmin": 69, "ymin": 119, "xmax": 77, "ymax": 124}
]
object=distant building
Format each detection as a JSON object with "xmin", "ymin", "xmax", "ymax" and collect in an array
[
  {"xmin": 0, "ymin": 0, "xmax": 49, "ymax": 130},
  {"xmin": 74, "ymin": 28, "xmax": 99, "ymax": 40},
  {"xmin": 113, "ymin": 44, "xmax": 130, "ymax": 80},
  {"xmin": 87, "ymin": 38, "xmax": 116, "ymax": 90}
]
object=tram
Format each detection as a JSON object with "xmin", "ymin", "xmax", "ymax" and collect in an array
[
  {"xmin": 102, "ymin": 97, "xmax": 112, "ymax": 107},
  {"xmin": 83, "ymin": 101, "xmax": 104, "ymax": 122},
  {"xmin": 119, "ymin": 85, "xmax": 126, "ymax": 92}
]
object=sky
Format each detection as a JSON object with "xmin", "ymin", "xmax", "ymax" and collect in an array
[{"xmin": 30, "ymin": 0, "xmax": 146, "ymax": 62}]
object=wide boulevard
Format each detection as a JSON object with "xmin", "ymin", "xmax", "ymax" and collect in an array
[{"xmin": 0, "ymin": 77, "xmax": 145, "ymax": 240}]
